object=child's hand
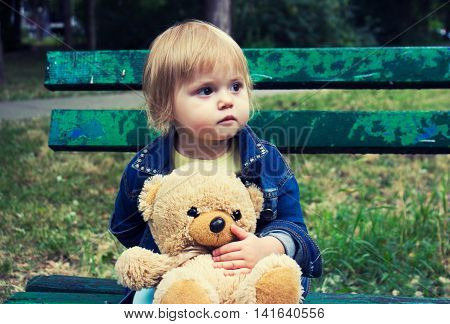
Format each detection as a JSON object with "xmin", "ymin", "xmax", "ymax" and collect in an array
[{"xmin": 212, "ymin": 224, "xmax": 285, "ymax": 276}]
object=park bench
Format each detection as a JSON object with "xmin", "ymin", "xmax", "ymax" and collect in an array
[{"xmin": 4, "ymin": 47, "xmax": 450, "ymax": 304}]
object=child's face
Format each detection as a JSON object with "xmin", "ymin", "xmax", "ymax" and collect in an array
[{"xmin": 172, "ymin": 66, "xmax": 250, "ymax": 142}]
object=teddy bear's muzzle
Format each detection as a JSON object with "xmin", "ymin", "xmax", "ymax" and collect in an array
[{"xmin": 188, "ymin": 210, "xmax": 236, "ymax": 247}]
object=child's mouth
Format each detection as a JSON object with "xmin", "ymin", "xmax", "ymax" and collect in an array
[{"xmin": 218, "ymin": 115, "xmax": 237, "ymax": 124}]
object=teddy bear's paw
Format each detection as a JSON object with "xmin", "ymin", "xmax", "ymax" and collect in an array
[
  {"xmin": 255, "ymin": 266, "xmax": 301, "ymax": 304},
  {"xmin": 115, "ymin": 247, "xmax": 163, "ymax": 290},
  {"xmin": 158, "ymin": 280, "xmax": 214, "ymax": 304},
  {"xmin": 233, "ymin": 254, "xmax": 303, "ymax": 304}
]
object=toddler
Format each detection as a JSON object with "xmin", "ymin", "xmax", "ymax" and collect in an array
[{"xmin": 109, "ymin": 20, "xmax": 322, "ymax": 304}]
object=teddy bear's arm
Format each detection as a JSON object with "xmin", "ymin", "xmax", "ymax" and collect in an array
[{"xmin": 115, "ymin": 246, "xmax": 179, "ymax": 291}]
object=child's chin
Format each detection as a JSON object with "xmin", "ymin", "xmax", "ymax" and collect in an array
[{"xmin": 215, "ymin": 125, "xmax": 241, "ymax": 136}]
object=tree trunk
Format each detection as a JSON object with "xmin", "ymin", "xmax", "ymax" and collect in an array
[
  {"xmin": 205, "ymin": 0, "xmax": 231, "ymax": 35},
  {"xmin": 0, "ymin": 0, "xmax": 22, "ymax": 51},
  {"xmin": 85, "ymin": 0, "xmax": 96, "ymax": 49},
  {"xmin": 63, "ymin": 0, "xmax": 72, "ymax": 46},
  {"xmin": 12, "ymin": 0, "xmax": 21, "ymax": 47},
  {"xmin": 0, "ymin": 21, "xmax": 5, "ymax": 85},
  {"xmin": 445, "ymin": 1, "xmax": 450, "ymax": 36}
]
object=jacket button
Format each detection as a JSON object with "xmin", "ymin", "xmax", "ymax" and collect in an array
[{"xmin": 260, "ymin": 208, "xmax": 274, "ymax": 219}]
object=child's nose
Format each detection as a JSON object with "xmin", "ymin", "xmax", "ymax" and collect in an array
[{"xmin": 217, "ymin": 90, "xmax": 233, "ymax": 109}]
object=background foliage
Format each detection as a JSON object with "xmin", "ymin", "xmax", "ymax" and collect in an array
[{"xmin": 73, "ymin": 0, "xmax": 449, "ymax": 49}]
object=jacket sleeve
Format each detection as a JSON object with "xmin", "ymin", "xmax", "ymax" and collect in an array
[
  {"xmin": 262, "ymin": 230, "xmax": 297, "ymax": 258},
  {"xmin": 257, "ymin": 175, "xmax": 322, "ymax": 278},
  {"xmin": 109, "ymin": 170, "xmax": 147, "ymax": 248}
]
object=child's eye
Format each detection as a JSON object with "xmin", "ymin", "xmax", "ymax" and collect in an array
[
  {"xmin": 230, "ymin": 82, "xmax": 243, "ymax": 93},
  {"xmin": 197, "ymin": 87, "xmax": 213, "ymax": 96}
]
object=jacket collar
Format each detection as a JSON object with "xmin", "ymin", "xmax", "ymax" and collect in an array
[
  {"xmin": 238, "ymin": 124, "xmax": 268, "ymax": 172},
  {"xmin": 131, "ymin": 124, "xmax": 268, "ymax": 176}
]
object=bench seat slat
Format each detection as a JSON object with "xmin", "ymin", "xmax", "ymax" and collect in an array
[
  {"xmin": 304, "ymin": 293, "xmax": 450, "ymax": 304},
  {"xmin": 25, "ymin": 275, "xmax": 127, "ymax": 295},
  {"xmin": 45, "ymin": 47, "xmax": 450, "ymax": 90},
  {"xmin": 48, "ymin": 109, "xmax": 450, "ymax": 154},
  {"xmin": 4, "ymin": 292, "xmax": 123, "ymax": 304},
  {"xmin": 5, "ymin": 291, "xmax": 448, "ymax": 304},
  {"xmin": 5, "ymin": 275, "xmax": 449, "ymax": 304}
]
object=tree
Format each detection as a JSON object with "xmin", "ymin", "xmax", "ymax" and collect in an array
[
  {"xmin": 232, "ymin": 0, "xmax": 375, "ymax": 47},
  {"xmin": 0, "ymin": 0, "xmax": 22, "ymax": 51},
  {"xmin": 85, "ymin": 0, "xmax": 96, "ymax": 49},
  {"xmin": 11, "ymin": 0, "xmax": 21, "ymax": 46},
  {"xmin": 79, "ymin": 0, "xmax": 204, "ymax": 49},
  {"xmin": 62, "ymin": 0, "xmax": 72, "ymax": 46},
  {"xmin": 205, "ymin": 0, "xmax": 231, "ymax": 34},
  {"xmin": 0, "ymin": 21, "xmax": 4, "ymax": 85},
  {"xmin": 353, "ymin": 0, "xmax": 450, "ymax": 45}
]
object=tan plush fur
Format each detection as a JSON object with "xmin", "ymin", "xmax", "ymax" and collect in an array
[
  {"xmin": 114, "ymin": 162, "xmax": 303, "ymax": 303},
  {"xmin": 159, "ymin": 280, "xmax": 213, "ymax": 304}
]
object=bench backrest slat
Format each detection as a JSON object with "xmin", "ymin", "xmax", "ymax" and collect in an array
[
  {"xmin": 48, "ymin": 109, "xmax": 450, "ymax": 154},
  {"xmin": 45, "ymin": 47, "xmax": 450, "ymax": 90}
]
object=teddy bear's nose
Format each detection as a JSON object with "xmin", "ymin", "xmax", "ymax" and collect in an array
[{"xmin": 210, "ymin": 217, "xmax": 226, "ymax": 233}]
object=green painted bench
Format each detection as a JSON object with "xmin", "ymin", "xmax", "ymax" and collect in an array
[
  {"xmin": 5, "ymin": 275, "xmax": 449, "ymax": 304},
  {"xmin": 5, "ymin": 47, "xmax": 450, "ymax": 304}
]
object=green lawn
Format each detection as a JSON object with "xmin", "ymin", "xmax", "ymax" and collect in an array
[
  {"xmin": 0, "ymin": 48, "xmax": 111, "ymax": 101},
  {"xmin": 0, "ymin": 89, "xmax": 448, "ymax": 302}
]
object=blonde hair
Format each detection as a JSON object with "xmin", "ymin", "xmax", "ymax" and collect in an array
[{"xmin": 142, "ymin": 19, "xmax": 254, "ymax": 135}]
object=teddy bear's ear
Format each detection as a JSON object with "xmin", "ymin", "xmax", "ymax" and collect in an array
[
  {"xmin": 138, "ymin": 175, "xmax": 164, "ymax": 222},
  {"xmin": 246, "ymin": 184, "xmax": 264, "ymax": 215}
]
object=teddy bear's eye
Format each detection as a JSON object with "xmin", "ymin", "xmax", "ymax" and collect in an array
[
  {"xmin": 232, "ymin": 210, "xmax": 242, "ymax": 221},
  {"xmin": 187, "ymin": 206, "xmax": 199, "ymax": 218}
]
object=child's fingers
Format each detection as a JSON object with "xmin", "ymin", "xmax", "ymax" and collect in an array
[
  {"xmin": 212, "ymin": 251, "xmax": 243, "ymax": 262},
  {"xmin": 212, "ymin": 241, "xmax": 242, "ymax": 257},
  {"xmin": 213, "ymin": 260, "xmax": 247, "ymax": 270},
  {"xmin": 230, "ymin": 224, "xmax": 250, "ymax": 240}
]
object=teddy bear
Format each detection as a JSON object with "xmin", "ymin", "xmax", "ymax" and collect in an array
[{"xmin": 115, "ymin": 162, "xmax": 303, "ymax": 304}]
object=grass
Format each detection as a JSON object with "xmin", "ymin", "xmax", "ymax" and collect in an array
[
  {"xmin": 0, "ymin": 47, "xmax": 112, "ymax": 101},
  {"xmin": 0, "ymin": 89, "xmax": 449, "ymax": 302},
  {"xmin": 253, "ymin": 89, "xmax": 450, "ymax": 111},
  {"xmin": 287, "ymin": 152, "xmax": 448, "ymax": 297}
]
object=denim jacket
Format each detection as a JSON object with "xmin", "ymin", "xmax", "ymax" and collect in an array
[{"xmin": 110, "ymin": 124, "xmax": 322, "ymax": 303}]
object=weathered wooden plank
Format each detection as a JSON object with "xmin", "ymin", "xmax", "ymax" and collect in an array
[
  {"xmin": 48, "ymin": 109, "xmax": 450, "ymax": 154},
  {"xmin": 4, "ymin": 275, "xmax": 448, "ymax": 304},
  {"xmin": 26, "ymin": 275, "xmax": 126, "ymax": 295},
  {"xmin": 45, "ymin": 47, "xmax": 450, "ymax": 90},
  {"xmin": 5, "ymin": 291, "xmax": 448, "ymax": 304},
  {"xmin": 4, "ymin": 292, "xmax": 123, "ymax": 304},
  {"xmin": 304, "ymin": 293, "xmax": 450, "ymax": 304}
]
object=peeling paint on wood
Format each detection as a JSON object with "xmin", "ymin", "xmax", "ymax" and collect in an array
[
  {"xmin": 5, "ymin": 276, "xmax": 449, "ymax": 304},
  {"xmin": 48, "ymin": 110, "xmax": 450, "ymax": 154},
  {"xmin": 45, "ymin": 47, "xmax": 450, "ymax": 90}
]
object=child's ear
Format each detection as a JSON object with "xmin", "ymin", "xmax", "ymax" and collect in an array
[
  {"xmin": 246, "ymin": 184, "xmax": 264, "ymax": 216},
  {"xmin": 138, "ymin": 175, "xmax": 164, "ymax": 222}
]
